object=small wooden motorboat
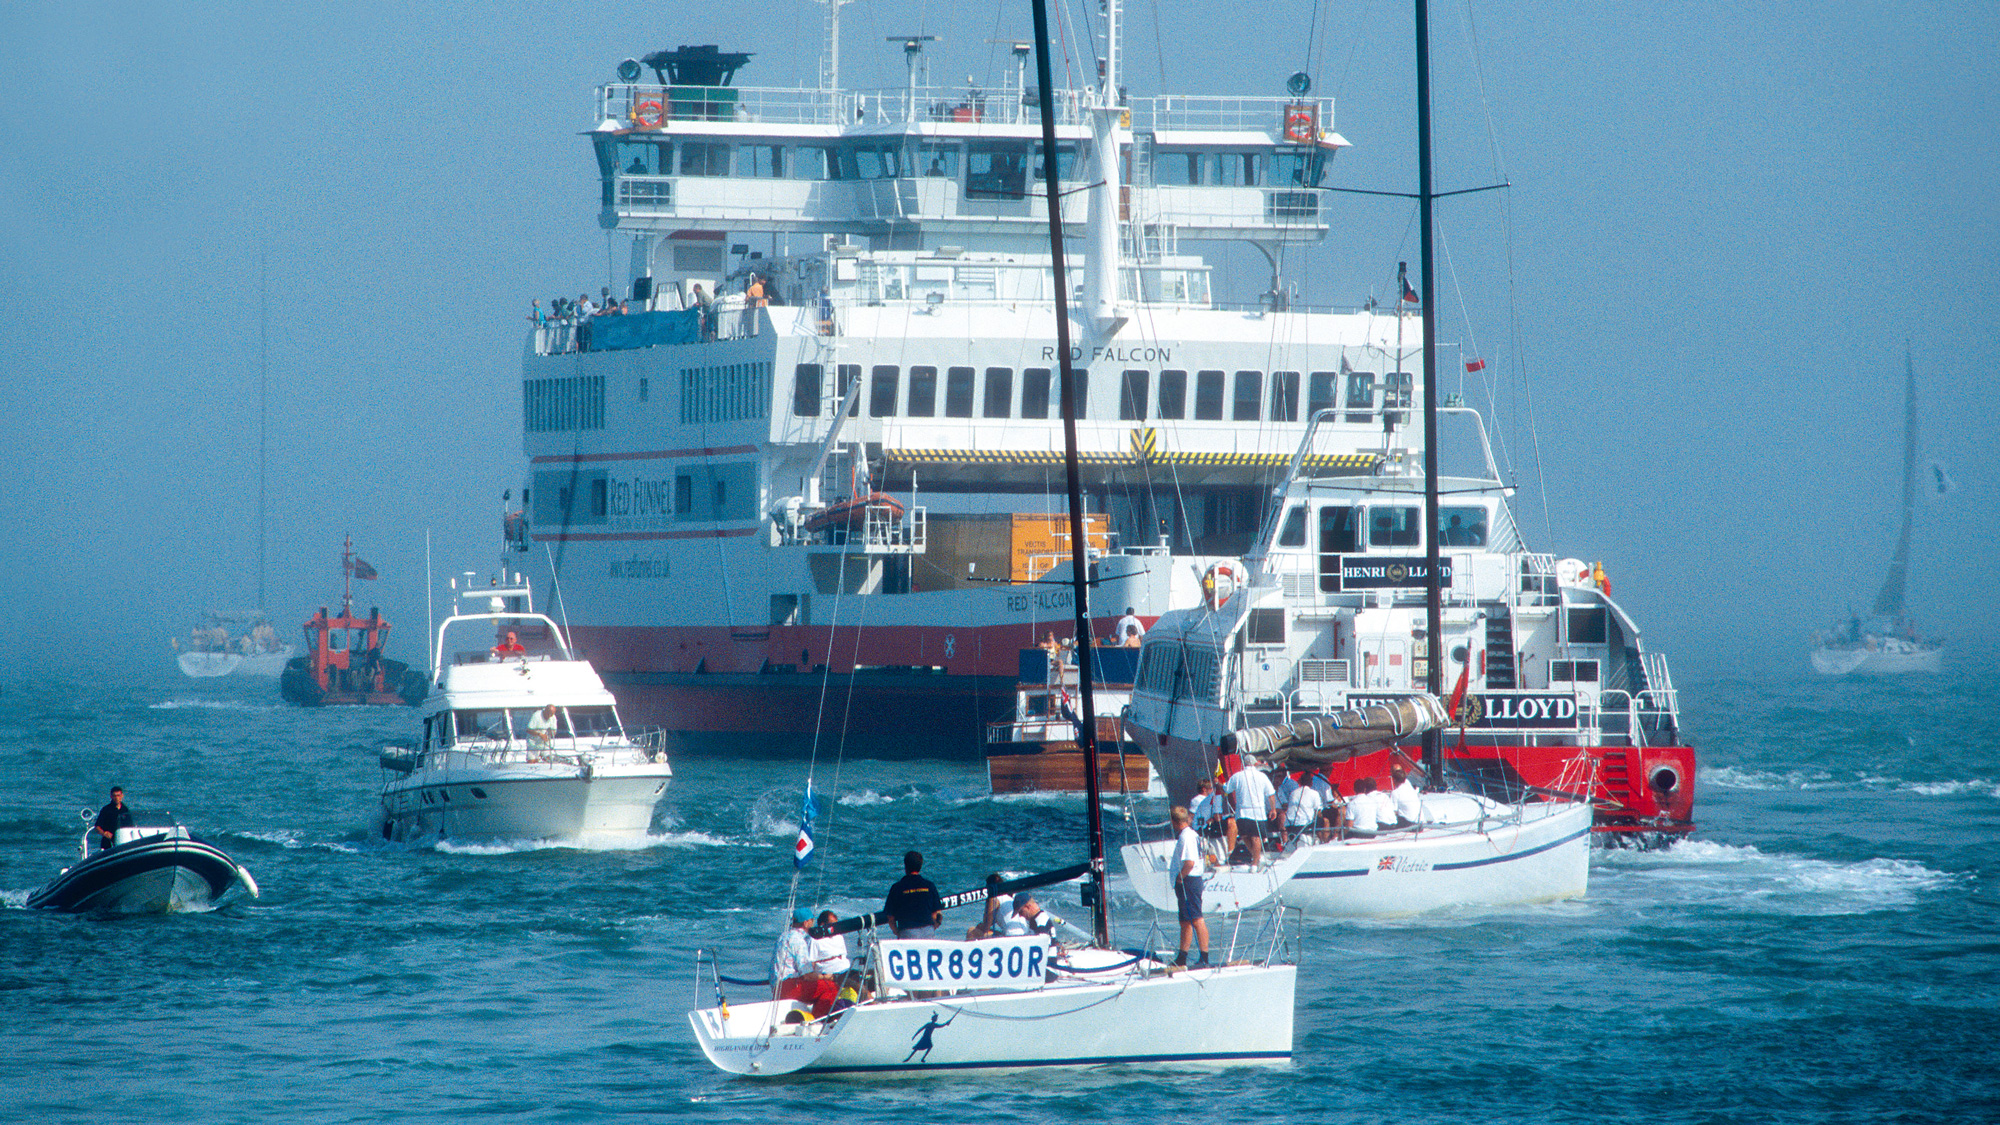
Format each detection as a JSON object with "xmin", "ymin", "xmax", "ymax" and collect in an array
[{"xmin": 29, "ymin": 814, "xmax": 259, "ymax": 914}]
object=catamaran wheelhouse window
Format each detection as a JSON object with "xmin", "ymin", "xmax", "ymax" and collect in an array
[
  {"xmin": 1158, "ymin": 370, "xmax": 1187, "ymax": 419},
  {"xmin": 1194, "ymin": 371, "xmax": 1225, "ymax": 419},
  {"xmin": 1369, "ymin": 507, "xmax": 1420, "ymax": 547},
  {"xmin": 1278, "ymin": 505, "xmax": 1307, "ymax": 548},
  {"xmin": 1344, "ymin": 371, "xmax": 1376, "ymax": 421},
  {"xmin": 1270, "ymin": 371, "xmax": 1300, "ymax": 422},
  {"xmin": 1233, "ymin": 371, "xmax": 1262, "ymax": 421},
  {"xmin": 907, "ymin": 367, "xmax": 938, "ymax": 416},
  {"xmin": 792, "ymin": 364, "xmax": 822, "ymax": 416},
  {"xmin": 1307, "ymin": 371, "xmax": 1338, "ymax": 417},
  {"xmin": 945, "ymin": 367, "xmax": 976, "ymax": 417},
  {"xmin": 679, "ymin": 142, "xmax": 730, "ymax": 176},
  {"xmin": 1120, "ymin": 370, "xmax": 1149, "ymax": 420},
  {"xmin": 869, "ymin": 366, "xmax": 900, "ymax": 417},
  {"xmin": 734, "ymin": 144, "xmax": 785, "ymax": 178},
  {"xmin": 1016, "ymin": 368, "xmax": 1049, "ymax": 419},
  {"xmin": 919, "ymin": 143, "xmax": 960, "ymax": 177},
  {"xmin": 983, "ymin": 368, "xmax": 1013, "ymax": 418},
  {"xmin": 966, "ymin": 143, "xmax": 1027, "ymax": 198},
  {"xmin": 1438, "ymin": 506, "xmax": 1488, "ymax": 546},
  {"xmin": 1385, "ymin": 372, "xmax": 1414, "ymax": 423},
  {"xmin": 1317, "ymin": 506, "xmax": 1359, "ymax": 591}
]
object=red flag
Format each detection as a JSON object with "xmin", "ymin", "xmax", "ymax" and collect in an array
[
  {"xmin": 347, "ymin": 557, "xmax": 378, "ymax": 580},
  {"xmin": 1465, "ymin": 358, "xmax": 1486, "ymax": 373},
  {"xmin": 1446, "ymin": 657, "xmax": 1471, "ymax": 726},
  {"xmin": 1400, "ymin": 276, "xmax": 1419, "ymax": 304}
]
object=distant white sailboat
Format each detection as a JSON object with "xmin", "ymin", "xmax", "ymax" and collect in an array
[{"xmin": 1811, "ymin": 349, "xmax": 1943, "ymax": 675}]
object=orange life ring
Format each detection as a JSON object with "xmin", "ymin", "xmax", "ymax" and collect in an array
[
  {"xmin": 631, "ymin": 100, "xmax": 665, "ymax": 128},
  {"xmin": 1202, "ymin": 563, "xmax": 1241, "ymax": 611}
]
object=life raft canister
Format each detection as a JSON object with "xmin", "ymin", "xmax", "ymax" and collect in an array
[
  {"xmin": 631, "ymin": 100, "xmax": 666, "ymax": 128},
  {"xmin": 1201, "ymin": 563, "xmax": 1241, "ymax": 611}
]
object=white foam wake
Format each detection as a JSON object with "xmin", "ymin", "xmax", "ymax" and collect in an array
[{"xmin": 1597, "ymin": 839, "xmax": 1956, "ymax": 915}]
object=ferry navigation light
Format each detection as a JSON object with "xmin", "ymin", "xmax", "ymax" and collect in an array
[
  {"xmin": 616, "ymin": 58, "xmax": 642, "ymax": 82},
  {"xmin": 1288, "ymin": 72, "xmax": 1312, "ymax": 97}
]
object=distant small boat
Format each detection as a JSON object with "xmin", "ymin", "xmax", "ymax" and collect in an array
[
  {"xmin": 29, "ymin": 813, "xmax": 259, "ymax": 914},
  {"xmin": 280, "ymin": 537, "xmax": 427, "ymax": 707},
  {"xmin": 985, "ymin": 646, "xmax": 1151, "ymax": 795},
  {"xmin": 1811, "ymin": 349, "xmax": 1943, "ymax": 675},
  {"xmin": 175, "ymin": 610, "xmax": 295, "ymax": 679}
]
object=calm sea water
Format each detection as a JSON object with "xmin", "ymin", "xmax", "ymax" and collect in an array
[{"xmin": 2, "ymin": 663, "xmax": 1995, "ymax": 1123}]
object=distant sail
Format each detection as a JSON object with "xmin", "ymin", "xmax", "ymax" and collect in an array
[{"xmin": 1872, "ymin": 349, "xmax": 1919, "ymax": 619}]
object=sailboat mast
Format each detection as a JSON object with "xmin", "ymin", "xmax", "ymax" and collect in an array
[
  {"xmin": 1030, "ymin": 0, "xmax": 1111, "ymax": 949},
  {"xmin": 1416, "ymin": 0, "xmax": 1446, "ymax": 785},
  {"xmin": 1872, "ymin": 346, "xmax": 1917, "ymax": 618},
  {"xmin": 259, "ymin": 254, "xmax": 269, "ymax": 611}
]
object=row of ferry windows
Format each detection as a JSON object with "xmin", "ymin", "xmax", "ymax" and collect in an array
[
  {"xmin": 602, "ymin": 139, "xmax": 1325, "ymax": 194},
  {"xmin": 791, "ymin": 364, "xmax": 1413, "ymax": 422}
]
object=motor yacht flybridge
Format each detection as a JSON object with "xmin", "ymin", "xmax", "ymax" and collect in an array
[{"xmin": 511, "ymin": 4, "xmax": 1694, "ymax": 829}]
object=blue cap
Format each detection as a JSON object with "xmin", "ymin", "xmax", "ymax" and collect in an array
[{"xmin": 793, "ymin": 906, "xmax": 815, "ymax": 925}]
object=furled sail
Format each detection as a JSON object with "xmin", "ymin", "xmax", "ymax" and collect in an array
[
  {"xmin": 1222, "ymin": 695, "xmax": 1450, "ymax": 765},
  {"xmin": 1871, "ymin": 349, "xmax": 1918, "ymax": 618}
]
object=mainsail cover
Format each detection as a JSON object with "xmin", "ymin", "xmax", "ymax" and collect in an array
[{"xmin": 1222, "ymin": 695, "xmax": 1450, "ymax": 765}]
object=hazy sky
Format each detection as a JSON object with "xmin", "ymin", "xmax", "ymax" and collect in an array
[{"xmin": 2, "ymin": 0, "xmax": 1995, "ymax": 680}]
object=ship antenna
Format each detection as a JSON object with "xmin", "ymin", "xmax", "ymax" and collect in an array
[
  {"xmin": 1031, "ymin": 0, "xmax": 1110, "ymax": 950},
  {"xmin": 424, "ymin": 528, "xmax": 435, "ymax": 678}
]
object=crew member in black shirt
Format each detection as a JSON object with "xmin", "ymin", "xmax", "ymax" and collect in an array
[
  {"xmin": 883, "ymin": 850, "xmax": 944, "ymax": 938},
  {"xmin": 93, "ymin": 786, "xmax": 134, "ymax": 852}
]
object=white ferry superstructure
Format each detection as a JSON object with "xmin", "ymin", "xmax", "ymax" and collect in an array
[{"xmin": 512, "ymin": 20, "xmax": 1539, "ymax": 759}]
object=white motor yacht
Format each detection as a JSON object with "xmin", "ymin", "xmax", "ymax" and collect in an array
[{"xmin": 378, "ymin": 572, "xmax": 671, "ymax": 845}]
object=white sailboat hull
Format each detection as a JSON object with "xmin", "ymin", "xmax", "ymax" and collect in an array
[
  {"xmin": 1810, "ymin": 645, "xmax": 1942, "ymax": 676},
  {"xmin": 690, "ymin": 963, "xmax": 1296, "ymax": 1075},
  {"xmin": 382, "ymin": 765, "xmax": 671, "ymax": 844},
  {"xmin": 177, "ymin": 652, "xmax": 242, "ymax": 678},
  {"xmin": 234, "ymin": 646, "xmax": 296, "ymax": 677},
  {"xmin": 1123, "ymin": 798, "xmax": 1592, "ymax": 918}
]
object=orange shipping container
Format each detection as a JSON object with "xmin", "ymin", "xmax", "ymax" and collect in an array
[{"xmin": 1011, "ymin": 513, "xmax": 1107, "ymax": 582}]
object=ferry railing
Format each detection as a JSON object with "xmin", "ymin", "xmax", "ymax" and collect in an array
[
  {"xmin": 1131, "ymin": 95, "xmax": 1335, "ymax": 134},
  {"xmin": 594, "ymin": 83, "xmax": 1087, "ymax": 128}
]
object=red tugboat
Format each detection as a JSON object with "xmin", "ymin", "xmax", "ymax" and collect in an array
[{"xmin": 280, "ymin": 539, "xmax": 428, "ymax": 707}]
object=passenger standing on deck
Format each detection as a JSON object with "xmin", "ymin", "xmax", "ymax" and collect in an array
[
  {"xmin": 1169, "ymin": 806, "xmax": 1211, "ymax": 968},
  {"xmin": 884, "ymin": 850, "xmax": 944, "ymax": 938},
  {"xmin": 93, "ymin": 786, "xmax": 133, "ymax": 852},
  {"xmin": 1116, "ymin": 607, "xmax": 1144, "ymax": 647},
  {"xmin": 692, "ymin": 284, "xmax": 715, "ymax": 341},
  {"xmin": 743, "ymin": 273, "xmax": 767, "ymax": 337},
  {"xmin": 1223, "ymin": 761, "xmax": 1276, "ymax": 867}
]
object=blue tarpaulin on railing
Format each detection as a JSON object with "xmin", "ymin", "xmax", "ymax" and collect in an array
[{"xmin": 586, "ymin": 309, "xmax": 699, "ymax": 352}]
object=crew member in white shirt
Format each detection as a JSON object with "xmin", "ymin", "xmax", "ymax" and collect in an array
[
  {"xmin": 1389, "ymin": 766, "xmax": 1424, "ymax": 828},
  {"xmin": 1364, "ymin": 775, "xmax": 1399, "ymax": 832},
  {"xmin": 1283, "ymin": 779, "xmax": 1325, "ymax": 848},
  {"xmin": 1190, "ymin": 778, "xmax": 1219, "ymax": 836},
  {"xmin": 1169, "ymin": 806, "xmax": 1210, "ymax": 967},
  {"xmin": 1223, "ymin": 762, "xmax": 1277, "ymax": 867},
  {"xmin": 1344, "ymin": 777, "xmax": 1382, "ymax": 838},
  {"xmin": 808, "ymin": 910, "xmax": 850, "ymax": 975}
]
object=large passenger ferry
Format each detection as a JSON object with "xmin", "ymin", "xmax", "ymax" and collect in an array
[{"xmin": 511, "ymin": 6, "xmax": 1692, "ymax": 802}]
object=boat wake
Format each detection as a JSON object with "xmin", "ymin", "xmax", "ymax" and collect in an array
[
  {"xmin": 150, "ymin": 698, "xmax": 277, "ymax": 712},
  {"xmin": 1, "ymin": 889, "xmax": 30, "ymax": 909},
  {"xmin": 1595, "ymin": 839, "xmax": 1956, "ymax": 915},
  {"xmin": 431, "ymin": 829, "xmax": 736, "ymax": 855},
  {"xmin": 1704, "ymin": 765, "xmax": 2000, "ymax": 798}
]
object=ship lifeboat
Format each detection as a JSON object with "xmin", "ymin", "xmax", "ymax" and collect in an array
[{"xmin": 802, "ymin": 493, "xmax": 904, "ymax": 534}]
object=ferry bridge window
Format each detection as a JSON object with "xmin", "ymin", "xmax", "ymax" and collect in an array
[
  {"xmin": 907, "ymin": 366, "xmax": 938, "ymax": 417},
  {"xmin": 1020, "ymin": 368, "xmax": 1051, "ymax": 419},
  {"xmin": 1158, "ymin": 370, "xmax": 1187, "ymax": 419},
  {"xmin": 869, "ymin": 365, "xmax": 900, "ymax": 417},
  {"xmin": 966, "ymin": 143, "xmax": 1028, "ymax": 199},
  {"xmin": 1278, "ymin": 505, "xmax": 1307, "ymax": 548},
  {"xmin": 854, "ymin": 143, "xmax": 910, "ymax": 180},
  {"xmin": 1369, "ymin": 506, "xmax": 1420, "ymax": 548},
  {"xmin": 1318, "ymin": 505, "xmax": 1359, "ymax": 591},
  {"xmin": 792, "ymin": 364, "xmax": 822, "ymax": 416},
  {"xmin": 1385, "ymin": 372, "xmax": 1414, "ymax": 423},
  {"xmin": 1270, "ymin": 371, "xmax": 1300, "ymax": 422},
  {"xmin": 1233, "ymin": 371, "xmax": 1262, "ymax": 421},
  {"xmin": 1438, "ymin": 506, "xmax": 1488, "ymax": 547},
  {"xmin": 1119, "ymin": 370, "xmax": 1149, "ymax": 421},
  {"xmin": 919, "ymin": 143, "xmax": 960, "ymax": 178},
  {"xmin": 678, "ymin": 142, "xmax": 730, "ymax": 176},
  {"xmin": 984, "ymin": 368, "xmax": 1013, "ymax": 418},
  {"xmin": 945, "ymin": 367, "xmax": 976, "ymax": 418},
  {"xmin": 616, "ymin": 141, "xmax": 666, "ymax": 175},
  {"xmin": 792, "ymin": 146, "xmax": 832, "ymax": 180},
  {"xmin": 733, "ymin": 144, "xmax": 785, "ymax": 178},
  {"xmin": 1032, "ymin": 142, "xmax": 1079, "ymax": 183},
  {"xmin": 1153, "ymin": 150, "xmax": 1195, "ymax": 186},
  {"xmin": 1344, "ymin": 371, "xmax": 1376, "ymax": 422},
  {"xmin": 1307, "ymin": 371, "xmax": 1338, "ymax": 417},
  {"xmin": 1272, "ymin": 149, "xmax": 1326, "ymax": 188},
  {"xmin": 1194, "ymin": 370, "xmax": 1225, "ymax": 420}
]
